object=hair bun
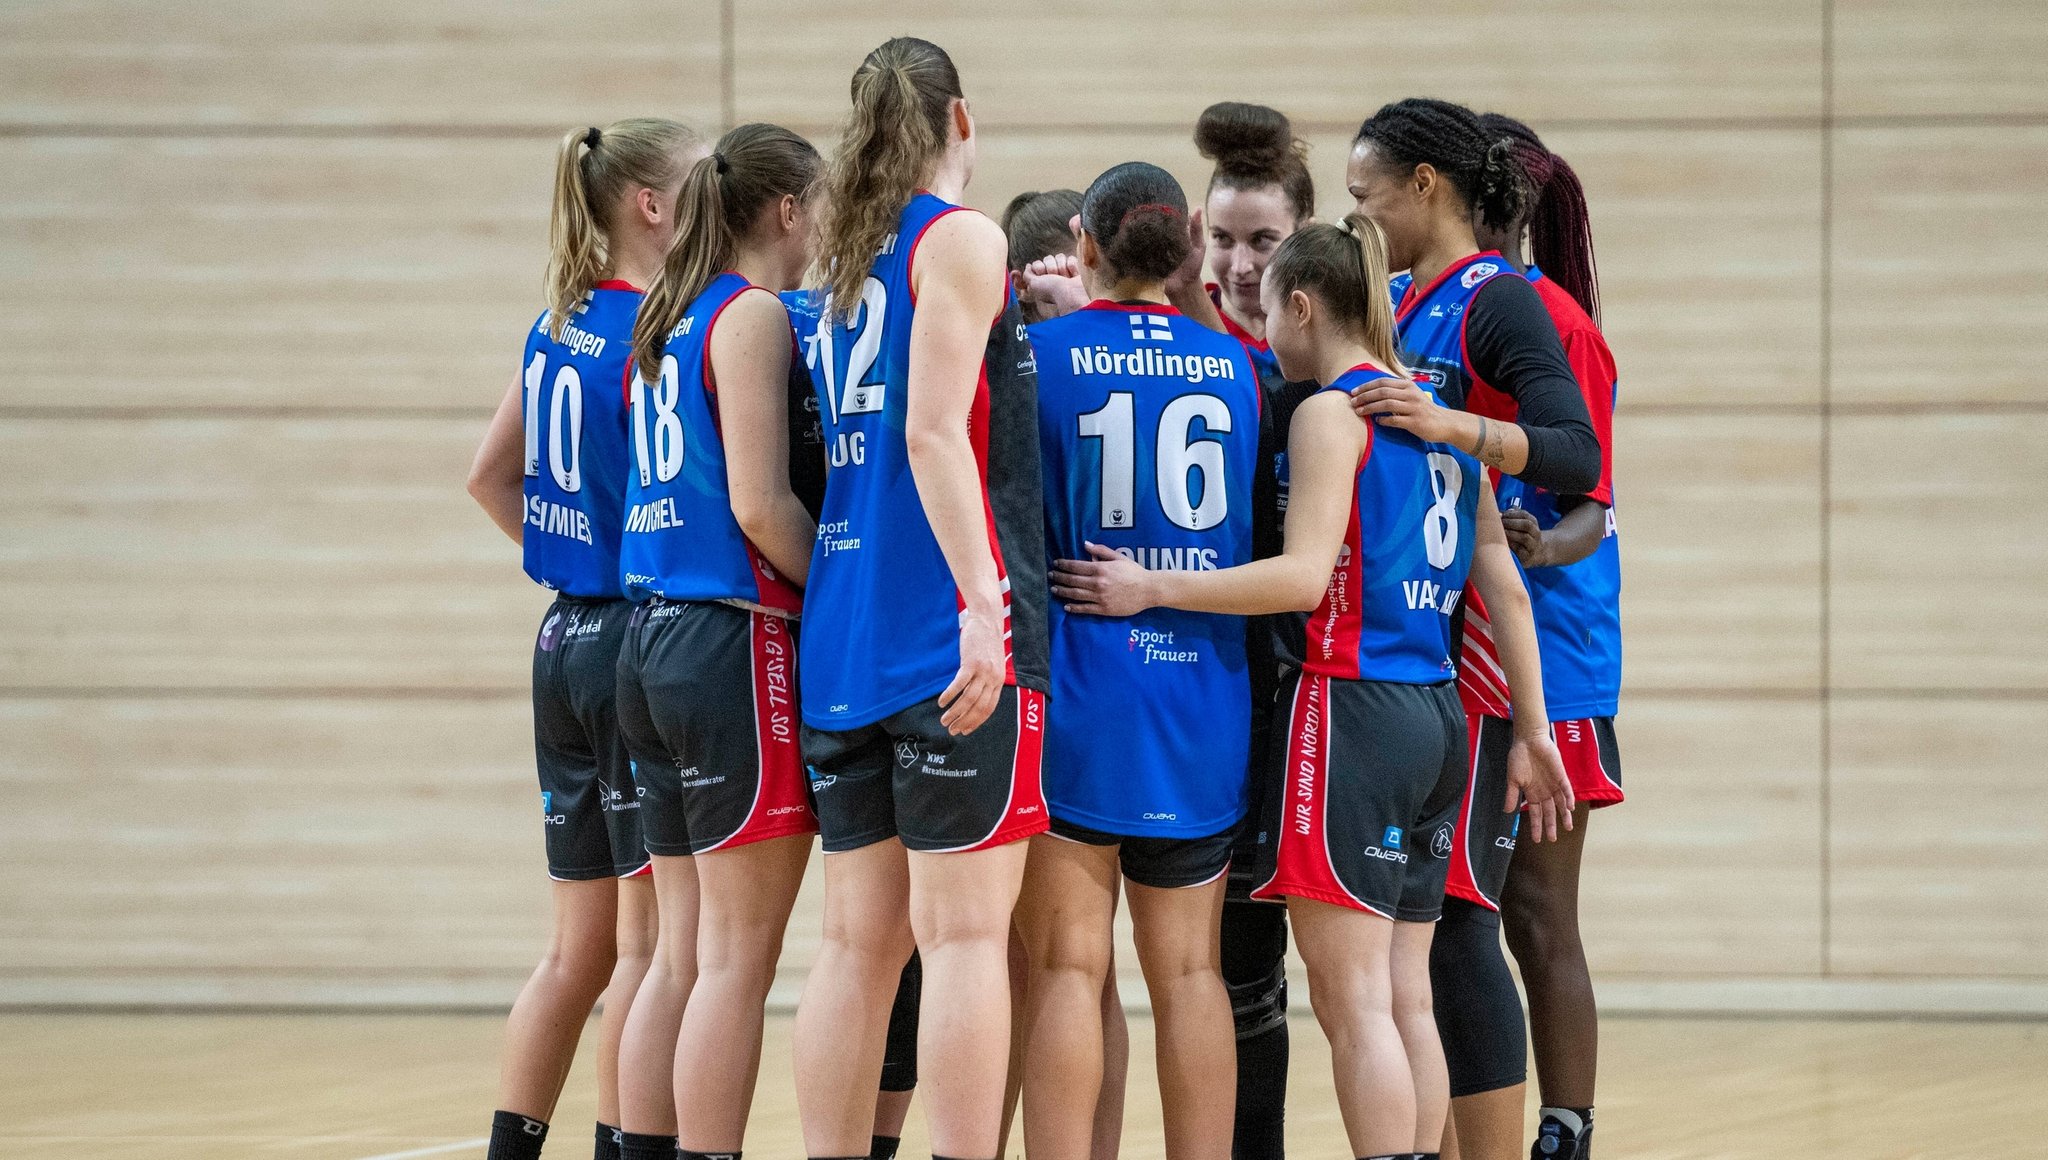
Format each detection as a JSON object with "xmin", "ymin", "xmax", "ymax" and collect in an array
[{"xmin": 1194, "ymin": 101, "xmax": 1299, "ymax": 177}]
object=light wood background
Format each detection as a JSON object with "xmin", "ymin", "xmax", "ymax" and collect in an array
[{"xmin": 3, "ymin": 0, "xmax": 2043, "ymax": 1010}]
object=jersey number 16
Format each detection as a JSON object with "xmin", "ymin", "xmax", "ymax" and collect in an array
[{"xmin": 1077, "ymin": 391, "xmax": 1233, "ymax": 531}]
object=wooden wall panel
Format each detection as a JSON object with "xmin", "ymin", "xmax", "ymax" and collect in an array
[
  {"xmin": 1835, "ymin": 0, "xmax": 2048, "ymax": 118},
  {"xmin": 1829, "ymin": 697, "xmax": 2048, "ymax": 975},
  {"xmin": 0, "ymin": 416, "xmax": 536, "ymax": 690},
  {"xmin": 0, "ymin": 1, "xmax": 722, "ymax": 128},
  {"xmin": 1830, "ymin": 414, "xmax": 2045, "ymax": 690},
  {"xmin": 959, "ymin": 124, "xmax": 1821, "ymax": 410},
  {"xmin": 1580, "ymin": 697, "xmax": 1823, "ymax": 974},
  {"xmin": 0, "ymin": 696, "xmax": 545, "ymax": 978},
  {"xmin": 0, "ymin": 137, "xmax": 553, "ymax": 413},
  {"xmin": 1831, "ymin": 126, "xmax": 2048, "ymax": 406},
  {"xmin": 732, "ymin": 1, "xmax": 1821, "ymax": 129},
  {"xmin": 1614, "ymin": 413, "xmax": 1823, "ymax": 692}
]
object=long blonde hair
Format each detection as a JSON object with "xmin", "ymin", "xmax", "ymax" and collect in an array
[
  {"xmin": 1265, "ymin": 213, "xmax": 1408, "ymax": 377},
  {"xmin": 546, "ymin": 117, "xmax": 699, "ymax": 339},
  {"xmin": 814, "ymin": 37, "xmax": 963, "ymax": 316},
  {"xmin": 633, "ymin": 123, "xmax": 820, "ymax": 377}
]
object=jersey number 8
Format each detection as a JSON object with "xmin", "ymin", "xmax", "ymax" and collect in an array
[
  {"xmin": 1423, "ymin": 451, "xmax": 1464, "ymax": 569},
  {"xmin": 1077, "ymin": 391, "xmax": 1233, "ymax": 531},
  {"xmin": 523, "ymin": 351, "xmax": 583, "ymax": 493}
]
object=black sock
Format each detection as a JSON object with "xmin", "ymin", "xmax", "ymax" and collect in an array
[
  {"xmin": 486, "ymin": 1110, "xmax": 549, "ymax": 1160},
  {"xmin": 679, "ymin": 1151, "xmax": 739, "ymax": 1160},
  {"xmin": 618, "ymin": 1131, "xmax": 677, "ymax": 1160},
  {"xmin": 869, "ymin": 1137, "xmax": 902, "ymax": 1160},
  {"xmin": 594, "ymin": 1122, "xmax": 623, "ymax": 1160}
]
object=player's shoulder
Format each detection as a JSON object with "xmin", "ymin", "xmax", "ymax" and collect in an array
[{"xmin": 918, "ymin": 205, "xmax": 1008, "ymax": 261}]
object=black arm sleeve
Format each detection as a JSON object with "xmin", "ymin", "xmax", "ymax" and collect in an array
[{"xmin": 1463, "ymin": 276, "xmax": 1601, "ymax": 495}]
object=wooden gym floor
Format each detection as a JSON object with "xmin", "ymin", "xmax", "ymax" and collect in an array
[{"xmin": 2, "ymin": 1011, "xmax": 2044, "ymax": 1159}]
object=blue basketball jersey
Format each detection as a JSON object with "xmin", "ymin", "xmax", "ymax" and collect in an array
[
  {"xmin": 1282, "ymin": 365, "xmax": 1480, "ymax": 684},
  {"xmin": 617, "ymin": 272, "xmax": 803, "ymax": 614},
  {"xmin": 519, "ymin": 281, "xmax": 641, "ymax": 598},
  {"xmin": 796, "ymin": 193, "xmax": 1050, "ymax": 728},
  {"xmin": 1032, "ymin": 302, "xmax": 1260, "ymax": 838},
  {"xmin": 1493, "ymin": 266, "xmax": 1622, "ymax": 720}
]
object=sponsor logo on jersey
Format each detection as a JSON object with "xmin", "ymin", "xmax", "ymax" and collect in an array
[
  {"xmin": 1142, "ymin": 811, "xmax": 1178, "ymax": 821},
  {"xmin": 1069, "ymin": 345, "xmax": 1237, "ymax": 384},
  {"xmin": 1460, "ymin": 261, "xmax": 1501, "ymax": 289},
  {"xmin": 1128, "ymin": 627, "xmax": 1201, "ymax": 664},
  {"xmin": 1129, "ymin": 313, "xmax": 1174, "ymax": 342},
  {"xmin": 816, "ymin": 518, "xmax": 862, "ymax": 555},
  {"xmin": 1411, "ymin": 366, "xmax": 1448, "ymax": 389}
]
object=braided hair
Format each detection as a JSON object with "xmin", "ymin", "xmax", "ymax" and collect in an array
[
  {"xmin": 1479, "ymin": 112, "xmax": 1601, "ymax": 324},
  {"xmin": 1353, "ymin": 98, "xmax": 1527, "ymax": 233}
]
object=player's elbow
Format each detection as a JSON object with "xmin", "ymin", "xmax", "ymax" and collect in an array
[
  {"xmin": 1281, "ymin": 566, "xmax": 1328, "ymax": 613},
  {"xmin": 903, "ymin": 414, "xmax": 966, "ymax": 470}
]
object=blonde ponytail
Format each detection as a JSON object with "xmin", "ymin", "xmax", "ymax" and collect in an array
[
  {"xmin": 543, "ymin": 117, "xmax": 701, "ymax": 340},
  {"xmin": 815, "ymin": 37, "xmax": 964, "ymax": 317},
  {"xmin": 634, "ymin": 124, "xmax": 821, "ymax": 379},
  {"xmin": 1266, "ymin": 213, "xmax": 1408, "ymax": 377}
]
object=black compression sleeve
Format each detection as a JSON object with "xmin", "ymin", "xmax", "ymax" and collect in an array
[{"xmin": 1463, "ymin": 276, "xmax": 1601, "ymax": 495}]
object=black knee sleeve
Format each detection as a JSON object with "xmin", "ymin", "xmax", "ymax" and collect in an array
[
  {"xmin": 1221, "ymin": 899, "xmax": 1288, "ymax": 1038},
  {"xmin": 878, "ymin": 951, "xmax": 921, "ymax": 1092},
  {"xmin": 1222, "ymin": 900, "xmax": 1288, "ymax": 1160},
  {"xmin": 1430, "ymin": 897, "xmax": 1527, "ymax": 1098}
]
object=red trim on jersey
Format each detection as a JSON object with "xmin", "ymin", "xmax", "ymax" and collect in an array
[
  {"xmin": 1395, "ymin": 250, "xmax": 1505, "ymax": 324},
  {"xmin": 1080, "ymin": 300, "xmax": 1184, "ymax": 315},
  {"xmin": 1529, "ymin": 272, "xmax": 1618, "ymax": 507},
  {"xmin": 1455, "ymin": 588, "xmax": 1513, "ymax": 718},
  {"xmin": 701, "ymin": 610, "xmax": 816, "ymax": 852},
  {"xmin": 593, "ymin": 279, "xmax": 643, "ymax": 293},
  {"xmin": 958, "ymin": 356, "xmax": 1018, "ymax": 685},
  {"xmin": 1302, "ymin": 395, "xmax": 1374, "ymax": 680},
  {"xmin": 904, "ymin": 205, "xmax": 970, "ymax": 308},
  {"xmin": 1205, "ymin": 284, "xmax": 1271, "ymax": 352}
]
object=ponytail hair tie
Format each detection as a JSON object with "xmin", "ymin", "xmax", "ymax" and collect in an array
[
  {"xmin": 582, "ymin": 126, "xmax": 602, "ymax": 148},
  {"xmin": 713, "ymin": 151, "xmax": 730, "ymax": 175},
  {"xmin": 1336, "ymin": 216, "xmax": 1358, "ymax": 236}
]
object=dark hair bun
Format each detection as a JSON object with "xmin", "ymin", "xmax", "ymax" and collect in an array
[{"xmin": 1195, "ymin": 101, "xmax": 1298, "ymax": 179}]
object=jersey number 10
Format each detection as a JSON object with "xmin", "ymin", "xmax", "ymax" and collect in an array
[
  {"xmin": 524, "ymin": 351, "xmax": 583, "ymax": 493},
  {"xmin": 1077, "ymin": 391, "xmax": 1233, "ymax": 531}
]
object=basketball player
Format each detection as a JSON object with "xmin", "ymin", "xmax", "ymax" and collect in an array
[
  {"xmin": 610, "ymin": 123, "xmax": 823, "ymax": 1160},
  {"xmin": 1051, "ymin": 215, "xmax": 1571, "ymax": 1160},
  {"xmin": 1341, "ymin": 100, "xmax": 1611, "ymax": 1160},
  {"xmin": 790, "ymin": 38, "xmax": 1051, "ymax": 1160},
  {"xmin": 1019, "ymin": 162, "xmax": 1258, "ymax": 1160},
  {"xmin": 1474, "ymin": 113, "xmax": 1622, "ymax": 1160},
  {"xmin": 464, "ymin": 118, "xmax": 701, "ymax": 1160},
  {"xmin": 998, "ymin": 188, "xmax": 1134, "ymax": 1160},
  {"xmin": 1003, "ymin": 189, "xmax": 1087, "ymax": 322}
]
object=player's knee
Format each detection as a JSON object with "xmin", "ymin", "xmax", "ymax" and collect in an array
[
  {"xmin": 1228, "ymin": 956, "xmax": 1289, "ymax": 1041},
  {"xmin": 1304, "ymin": 961, "xmax": 1389, "ymax": 1039},
  {"xmin": 537, "ymin": 935, "xmax": 617, "ymax": 996}
]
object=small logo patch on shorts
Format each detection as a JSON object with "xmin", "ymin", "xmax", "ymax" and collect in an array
[{"xmin": 1383, "ymin": 825, "xmax": 1404, "ymax": 848}]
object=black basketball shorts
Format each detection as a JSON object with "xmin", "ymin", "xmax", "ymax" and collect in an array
[
  {"xmin": 803, "ymin": 685, "xmax": 1048, "ymax": 854},
  {"xmin": 1250, "ymin": 671, "xmax": 1466, "ymax": 921},
  {"xmin": 532, "ymin": 595, "xmax": 648, "ymax": 880},
  {"xmin": 615, "ymin": 599, "xmax": 817, "ymax": 857}
]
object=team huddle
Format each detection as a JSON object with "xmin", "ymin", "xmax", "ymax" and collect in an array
[{"xmin": 466, "ymin": 34, "xmax": 1621, "ymax": 1160}]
